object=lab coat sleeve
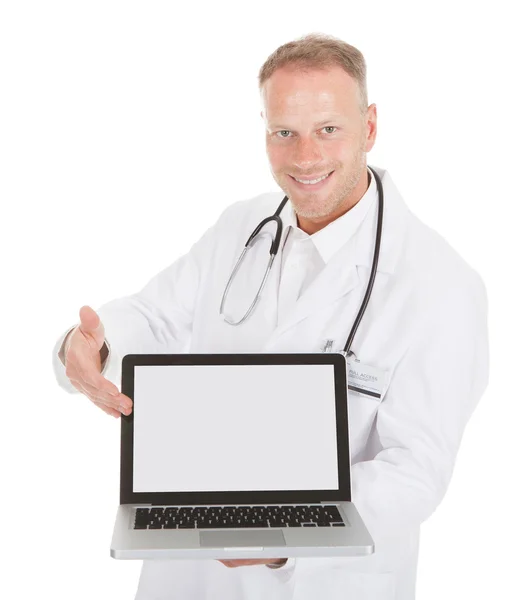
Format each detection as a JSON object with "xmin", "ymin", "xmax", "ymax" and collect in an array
[
  {"xmin": 350, "ymin": 272, "xmax": 490, "ymax": 545},
  {"xmin": 51, "ymin": 212, "xmax": 222, "ymax": 394}
]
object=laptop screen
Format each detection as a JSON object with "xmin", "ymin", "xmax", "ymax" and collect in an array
[{"xmin": 132, "ymin": 364, "xmax": 339, "ymax": 494}]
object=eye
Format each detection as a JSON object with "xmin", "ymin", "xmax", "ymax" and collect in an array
[
  {"xmin": 323, "ymin": 126, "xmax": 337, "ymax": 134},
  {"xmin": 276, "ymin": 130, "xmax": 292, "ymax": 138}
]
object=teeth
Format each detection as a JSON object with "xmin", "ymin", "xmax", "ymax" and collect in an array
[{"xmin": 294, "ymin": 172, "xmax": 331, "ymax": 185}]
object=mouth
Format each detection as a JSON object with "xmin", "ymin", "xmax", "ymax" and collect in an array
[{"xmin": 289, "ymin": 170, "xmax": 334, "ymax": 190}]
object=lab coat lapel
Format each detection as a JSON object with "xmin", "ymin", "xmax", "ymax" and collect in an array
[
  {"xmin": 271, "ymin": 240, "xmax": 362, "ymax": 341},
  {"xmin": 264, "ymin": 165, "xmax": 407, "ymax": 346}
]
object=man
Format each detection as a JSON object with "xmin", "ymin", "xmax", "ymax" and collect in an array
[{"xmin": 52, "ymin": 33, "xmax": 489, "ymax": 599}]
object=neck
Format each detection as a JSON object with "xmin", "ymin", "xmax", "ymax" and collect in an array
[{"xmin": 297, "ymin": 167, "xmax": 370, "ymax": 235}]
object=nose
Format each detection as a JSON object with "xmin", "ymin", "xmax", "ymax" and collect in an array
[{"xmin": 292, "ymin": 137, "xmax": 324, "ymax": 172}]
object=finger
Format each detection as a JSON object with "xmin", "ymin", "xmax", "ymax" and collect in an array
[
  {"xmin": 76, "ymin": 306, "xmax": 106, "ymax": 354},
  {"xmin": 69, "ymin": 370, "xmax": 118, "ymax": 407},
  {"xmin": 67, "ymin": 355, "xmax": 116, "ymax": 397},
  {"xmin": 67, "ymin": 348, "xmax": 120, "ymax": 396},
  {"xmin": 93, "ymin": 401, "xmax": 121, "ymax": 418},
  {"xmin": 218, "ymin": 559, "xmax": 270, "ymax": 568},
  {"xmin": 69, "ymin": 375, "xmax": 102, "ymax": 404},
  {"xmin": 79, "ymin": 305, "xmax": 103, "ymax": 336},
  {"xmin": 71, "ymin": 374, "xmax": 132, "ymax": 415},
  {"xmin": 71, "ymin": 377, "xmax": 122, "ymax": 418},
  {"xmin": 218, "ymin": 560, "xmax": 237, "ymax": 568}
]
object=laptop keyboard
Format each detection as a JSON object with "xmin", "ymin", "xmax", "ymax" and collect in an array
[{"xmin": 134, "ymin": 505, "xmax": 346, "ymax": 529}]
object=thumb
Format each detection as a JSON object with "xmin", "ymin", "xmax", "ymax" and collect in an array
[{"xmin": 78, "ymin": 305, "xmax": 104, "ymax": 340}]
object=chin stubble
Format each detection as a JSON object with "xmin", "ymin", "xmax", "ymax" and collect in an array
[{"xmin": 290, "ymin": 162, "xmax": 365, "ymax": 220}]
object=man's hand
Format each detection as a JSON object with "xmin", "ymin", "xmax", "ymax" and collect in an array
[
  {"xmin": 64, "ymin": 305, "xmax": 133, "ymax": 418},
  {"xmin": 218, "ymin": 558, "xmax": 287, "ymax": 568}
]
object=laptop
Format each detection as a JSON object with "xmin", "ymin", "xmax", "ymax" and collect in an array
[{"xmin": 110, "ymin": 353, "xmax": 374, "ymax": 560}]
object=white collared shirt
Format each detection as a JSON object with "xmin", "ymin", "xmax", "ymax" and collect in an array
[{"xmin": 277, "ymin": 169, "xmax": 377, "ymax": 326}]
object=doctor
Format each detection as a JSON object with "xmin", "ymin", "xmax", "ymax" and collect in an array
[{"xmin": 52, "ymin": 33, "xmax": 489, "ymax": 600}]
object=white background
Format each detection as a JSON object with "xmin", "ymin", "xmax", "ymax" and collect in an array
[{"xmin": 1, "ymin": 1, "xmax": 530, "ymax": 598}]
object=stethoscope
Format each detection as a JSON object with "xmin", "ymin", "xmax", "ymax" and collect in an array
[{"xmin": 219, "ymin": 165, "xmax": 384, "ymax": 358}]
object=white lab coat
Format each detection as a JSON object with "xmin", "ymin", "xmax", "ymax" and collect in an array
[{"xmin": 52, "ymin": 165, "xmax": 489, "ymax": 599}]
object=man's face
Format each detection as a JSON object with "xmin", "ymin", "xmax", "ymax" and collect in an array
[{"xmin": 261, "ymin": 65, "xmax": 376, "ymax": 230}]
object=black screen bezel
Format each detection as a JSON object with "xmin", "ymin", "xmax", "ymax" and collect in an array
[{"xmin": 120, "ymin": 353, "xmax": 350, "ymax": 505}]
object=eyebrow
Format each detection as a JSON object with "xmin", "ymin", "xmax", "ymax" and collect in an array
[{"xmin": 269, "ymin": 117, "xmax": 343, "ymax": 129}]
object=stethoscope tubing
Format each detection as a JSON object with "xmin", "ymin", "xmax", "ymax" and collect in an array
[
  {"xmin": 342, "ymin": 165, "xmax": 383, "ymax": 355},
  {"xmin": 220, "ymin": 165, "xmax": 383, "ymax": 357}
]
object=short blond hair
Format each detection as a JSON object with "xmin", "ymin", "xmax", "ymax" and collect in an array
[{"xmin": 258, "ymin": 32, "xmax": 368, "ymax": 116}]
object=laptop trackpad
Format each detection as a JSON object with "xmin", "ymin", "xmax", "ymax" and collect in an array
[{"xmin": 200, "ymin": 530, "xmax": 286, "ymax": 548}]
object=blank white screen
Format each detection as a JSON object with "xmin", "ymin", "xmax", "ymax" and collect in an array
[{"xmin": 132, "ymin": 364, "xmax": 339, "ymax": 493}]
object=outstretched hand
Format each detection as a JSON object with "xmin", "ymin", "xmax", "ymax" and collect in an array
[{"xmin": 64, "ymin": 305, "xmax": 132, "ymax": 417}]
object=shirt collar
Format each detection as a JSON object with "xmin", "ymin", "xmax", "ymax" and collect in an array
[{"xmin": 280, "ymin": 167, "xmax": 378, "ymax": 264}]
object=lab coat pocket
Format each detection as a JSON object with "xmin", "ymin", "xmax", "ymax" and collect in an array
[{"xmin": 347, "ymin": 389, "xmax": 385, "ymax": 456}]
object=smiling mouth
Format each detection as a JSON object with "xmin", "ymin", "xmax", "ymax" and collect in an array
[{"xmin": 289, "ymin": 171, "xmax": 334, "ymax": 187}]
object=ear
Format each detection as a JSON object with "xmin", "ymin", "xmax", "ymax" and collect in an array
[{"xmin": 365, "ymin": 103, "xmax": 378, "ymax": 153}]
